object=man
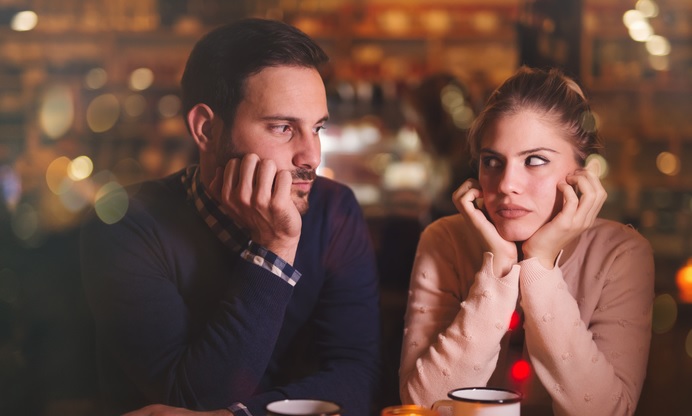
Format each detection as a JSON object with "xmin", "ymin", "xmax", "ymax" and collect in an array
[{"xmin": 81, "ymin": 18, "xmax": 380, "ymax": 416}]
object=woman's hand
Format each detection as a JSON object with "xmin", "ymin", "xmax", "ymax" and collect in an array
[
  {"xmin": 522, "ymin": 160, "xmax": 607, "ymax": 269},
  {"xmin": 453, "ymin": 179, "xmax": 518, "ymax": 278}
]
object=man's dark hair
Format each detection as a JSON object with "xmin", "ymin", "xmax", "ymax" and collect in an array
[{"xmin": 181, "ymin": 18, "xmax": 329, "ymax": 130}]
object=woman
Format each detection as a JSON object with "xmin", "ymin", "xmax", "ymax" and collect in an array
[{"xmin": 399, "ymin": 67, "xmax": 654, "ymax": 416}]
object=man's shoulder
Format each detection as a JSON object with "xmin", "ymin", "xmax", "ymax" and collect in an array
[
  {"xmin": 310, "ymin": 176, "xmax": 359, "ymax": 208},
  {"xmin": 312, "ymin": 175, "xmax": 354, "ymax": 196},
  {"xmin": 129, "ymin": 169, "xmax": 187, "ymax": 202},
  {"xmin": 86, "ymin": 169, "xmax": 189, "ymax": 225}
]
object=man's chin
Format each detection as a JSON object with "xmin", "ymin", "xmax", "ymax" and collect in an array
[{"xmin": 292, "ymin": 193, "xmax": 310, "ymax": 215}]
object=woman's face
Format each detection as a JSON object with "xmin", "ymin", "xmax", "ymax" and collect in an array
[{"xmin": 478, "ymin": 110, "xmax": 580, "ymax": 242}]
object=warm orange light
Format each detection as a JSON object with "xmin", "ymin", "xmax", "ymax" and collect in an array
[
  {"xmin": 511, "ymin": 359, "xmax": 531, "ymax": 382},
  {"xmin": 676, "ymin": 258, "xmax": 692, "ymax": 303}
]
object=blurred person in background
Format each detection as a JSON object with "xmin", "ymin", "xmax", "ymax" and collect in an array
[
  {"xmin": 400, "ymin": 66, "xmax": 654, "ymax": 416},
  {"xmin": 401, "ymin": 73, "xmax": 477, "ymax": 223},
  {"xmin": 80, "ymin": 18, "xmax": 380, "ymax": 416}
]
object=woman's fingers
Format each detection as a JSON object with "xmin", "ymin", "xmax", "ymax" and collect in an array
[
  {"xmin": 566, "ymin": 167, "xmax": 606, "ymax": 227},
  {"xmin": 452, "ymin": 179, "xmax": 481, "ymax": 213}
]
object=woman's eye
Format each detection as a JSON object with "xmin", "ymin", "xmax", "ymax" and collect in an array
[
  {"xmin": 526, "ymin": 155, "xmax": 548, "ymax": 166},
  {"xmin": 482, "ymin": 157, "xmax": 501, "ymax": 168}
]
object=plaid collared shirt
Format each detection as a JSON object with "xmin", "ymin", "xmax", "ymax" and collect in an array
[{"xmin": 181, "ymin": 165, "xmax": 301, "ymax": 287}]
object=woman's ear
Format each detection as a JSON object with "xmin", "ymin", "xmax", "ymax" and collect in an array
[{"xmin": 187, "ymin": 103, "xmax": 220, "ymax": 153}]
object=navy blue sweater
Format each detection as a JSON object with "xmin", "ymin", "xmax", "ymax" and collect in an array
[{"xmin": 80, "ymin": 171, "xmax": 381, "ymax": 415}]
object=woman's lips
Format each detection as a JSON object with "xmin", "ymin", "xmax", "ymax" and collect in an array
[{"xmin": 496, "ymin": 204, "xmax": 530, "ymax": 219}]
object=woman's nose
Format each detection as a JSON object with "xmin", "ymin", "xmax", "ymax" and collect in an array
[{"xmin": 497, "ymin": 165, "xmax": 523, "ymax": 195}]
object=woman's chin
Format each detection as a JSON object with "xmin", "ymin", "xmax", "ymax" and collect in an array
[{"xmin": 496, "ymin": 226, "xmax": 535, "ymax": 243}]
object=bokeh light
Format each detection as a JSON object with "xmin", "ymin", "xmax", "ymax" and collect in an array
[
  {"xmin": 129, "ymin": 67, "xmax": 154, "ymax": 91},
  {"xmin": 124, "ymin": 94, "xmax": 147, "ymax": 118},
  {"xmin": 509, "ymin": 310, "xmax": 521, "ymax": 331},
  {"xmin": 649, "ymin": 54, "xmax": 670, "ymax": 71},
  {"xmin": 623, "ymin": 9, "xmax": 646, "ymax": 28},
  {"xmin": 45, "ymin": 156, "xmax": 73, "ymax": 195},
  {"xmin": 645, "ymin": 35, "xmax": 671, "ymax": 56},
  {"xmin": 39, "ymin": 85, "xmax": 75, "ymax": 140},
  {"xmin": 59, "ymin": 184, "xmax": 91, "ymax": 213},
  {"xmin": 10, "ymin": 203, "xmax": 39, "ymax": 241},
  {"xmin": 87, "ymin": 93, "xmax": 121, "ymax": 133},
  {"xmin": 451, "ymin": 106, "xmax": 474, "ymax": 130},
  {"xmin": 421, "ymin": 9, "xmax": 451, "ymax": 34},
  {"xmin": 628, "ymin": 20, "xmax": 653, "ymax": 42},
  {"xmin": 157, "ymin": 94, "xmax": 182, "ymax": 118},
  {"xmin": 579, "ymin": 111, "xmax": 598, "ymax": 133},
  {"xmin": 652, "ymin": 293, "xmax": 677, "ymax": 334},
  {"xmin": 68, "ymin": 156, "xmax": 94, "ymax": 181},
  {"xmin": 94, "ymin": 181, "xmax": 129, "ymax": 224},
  {"xmin": 511, "ymin": 359, "xmax": 531, "ymax": 382},
  {"xmin": 636, "ymin": 0, "xmax": 659, "ymax": 18},
  {"xmin": 656, "ymin": 152, "xmax": 680, "ymax": 176},
  {"xmin": 585, "ymin": 154, "xmax": 609, "ymax": 179},
  {"xmin": 85, "ymin": 68, "xmax": 108, "ymax": 90},
  {"xmin": 440, "ymin": 82, "xmax": 476, "ymax": 130},
  {"xmin": 676, "ymin": 259, "xmax": 692, "ymax": 303},
  {"xmin": 11, "ymin": 10, "xmax": 38, "ymax": 31}
]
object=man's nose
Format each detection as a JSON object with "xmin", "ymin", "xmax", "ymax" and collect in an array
[{"xmin": 292, "ymin": 129, "xmax": 321, "ymax": 171}]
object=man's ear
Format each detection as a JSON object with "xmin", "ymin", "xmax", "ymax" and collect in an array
[{"xmin": 187, "ymin": 103, "xmax": 220, "ymax": 153}]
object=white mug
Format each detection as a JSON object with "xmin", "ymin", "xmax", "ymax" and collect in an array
[
  {"xmin": 432, "ymin": 387, "xmax": 521, "ymax": 416},
  {"xmin": 265, "ymin": 399, "xmax": 342, "ymax": 416}
]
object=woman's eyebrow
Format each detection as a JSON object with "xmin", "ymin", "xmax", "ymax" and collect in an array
[
  {"xmin": 517, "ymin": 147, "xmax": 559, "ymax": 156},
  {"xmin": 479, "ymin": 147, "xmax": 559, "ymax": 156}
]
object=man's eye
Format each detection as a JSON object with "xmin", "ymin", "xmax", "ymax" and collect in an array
[
  {"xmin": 314, "ymin": 125, "xmax": 326, "ymax": 134},
  {"xmin": 271, "ymin": 125, "xmax": 291, "ymax": 133},
  {"xmin": 526, "ymin": 155, "xmax": 548, "ymax": 166}
]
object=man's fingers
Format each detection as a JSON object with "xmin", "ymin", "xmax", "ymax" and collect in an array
[{"xmin": 254, "ymin": 159, "xmax": 277, "ymax": 207}]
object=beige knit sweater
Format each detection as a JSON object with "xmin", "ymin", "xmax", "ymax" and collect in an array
[{"xmin": 400, "ymin": 216, "xmax": 654, "ymax": 416}]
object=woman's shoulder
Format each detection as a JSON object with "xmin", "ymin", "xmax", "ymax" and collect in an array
[
  {"xmin": 424, "ymin": 213, "xmax": 466, "ymax": 235},
  {"xmin": 420, "ymin": 214, "xmax": 476, "ymax": 250},
  {"xmin": 584, "ymin": 218, "xmax": 652, "ymax": 252}
]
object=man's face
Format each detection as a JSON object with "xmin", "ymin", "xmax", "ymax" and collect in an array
[
  {"xmin": 219, "ymin": 66, "xmax": 328, "ymax": 214},
  {"xmin": 478, "ymin": 110, "xmax": 580, "ymax": 242}
]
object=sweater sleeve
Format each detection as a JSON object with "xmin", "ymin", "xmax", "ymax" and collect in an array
[
  {"xmin": 80, "ymin": 195, "xmax": 295, "ymax": 411},
  {"xmin": 242, "ymin": 186, "xmax": 381, "ymax": 416},
  {"xmin": 400, "ymin": 219, "xmax": 520, "ymax": 407},
  {"xmin": 519, "ymin": 229, "xmax": 654, "ymax": 416}
]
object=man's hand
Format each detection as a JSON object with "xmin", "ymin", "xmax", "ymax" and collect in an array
[
  {"xmin": 122, "ymin": 404, "xmax": 232, "ymax": 416},
  {"xmin": 209, "ymin": 153, "xmax": 302, "ymax": 263}
]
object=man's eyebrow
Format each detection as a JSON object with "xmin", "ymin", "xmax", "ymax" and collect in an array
[
  {"xmin": 479, "ymin": 147, "xmax": 559, "ymax": 156},
  {"xmin": 261, "ymin": 115, "xmax": 329, "ymax": 124}
]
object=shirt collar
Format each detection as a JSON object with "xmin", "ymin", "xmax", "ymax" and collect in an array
[{"xmin": 182, "ymin": 165, "xmax": 250, "ymax": 252}]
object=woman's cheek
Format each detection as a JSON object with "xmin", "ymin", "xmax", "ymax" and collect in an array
[{"xmin": 548, "ymin": 180, "xmax": 567, "ymax": 217}]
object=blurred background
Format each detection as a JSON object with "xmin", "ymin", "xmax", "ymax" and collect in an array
[{"xmin": 0, "ymin": 0, "xmax": 690, "ymax": 415}]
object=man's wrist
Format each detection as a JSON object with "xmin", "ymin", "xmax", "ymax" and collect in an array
[{"xmin": 227, "ymin": 402, "xmax": 252, "ymax": 416}]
